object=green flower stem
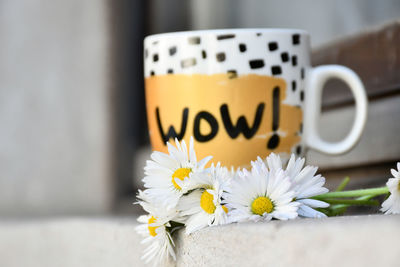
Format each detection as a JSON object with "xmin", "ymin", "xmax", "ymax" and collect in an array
[
  {"xmin": 321, "ymin": 198, "xmax": 379, "ymax": 206},
  {"xmin": 318, "ymin": 194, "xmax": 380, "ymax": 216},
  {"xmin": 358, "ymin": 194, "xmax": 377, "ymax": 201},
  {"xmin": 335, "ymin": 177, "xmax": 350, "ymax": 192},
  {"xmin": 329, "ymin": 194, "xmax": 377, "ymax": 210},
  {"xmin": 312, "ymin": 187, "xmax": 388, "ymax": 200}
]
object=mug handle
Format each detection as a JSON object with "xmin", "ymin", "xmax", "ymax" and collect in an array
[{"xmin": 304, "ymin": 65, "xmax": 368, "ymax": 155}]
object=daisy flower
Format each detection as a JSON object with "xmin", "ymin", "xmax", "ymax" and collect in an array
[
  {"xmin": 178, "ymin": 163, "xmax": 230, "ymax": 234},
  {"xmin": 224, "ymin": 160, "xmax": 299, "ymax": 222},
  {"xmin": 135, "ymin": 190, "xmax": 184, "ymax": 265},
  {"xmin": 262, "ymin": 153, "xmax": 329, "ymax": 218},
  {"xmin": 381, "ymin": 162, "xmax": 400, "ymax": 214},
  {"xmin": 143, "ymin": 137, "xmax": 212, "ymax": 208}
]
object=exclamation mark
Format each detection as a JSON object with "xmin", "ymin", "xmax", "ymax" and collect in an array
[{"xmin": 267, "ymin": 86, "xmax": 280, "ymax": 149}]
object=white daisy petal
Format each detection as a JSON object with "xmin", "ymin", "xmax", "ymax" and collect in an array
[
  {"xmin": 173, "ymin": 137, "xmax": 181, "ymax": 151},
  {"xmin": 381, "ymin": 163, "xmax": 400, "ymax": 215},
  {"xmin": 180, "ymin": 139, "xmax": 188, "ymax": 159},
  {"xmin": 298, "ymin": 204, "xmax": 327, "ymax": 218},
  {"xmin": 135, "ymin": 190, "xmax": 184, "ymax": 266},
  {"xmin": 391, "ymin": 168, "xmax": 399, "ymax": 179},
  {"xmin": 143, "ymin": 175, "xmax": 170, "ymax": 188},
  {"xmin": 185, "ymin": 212, "xmax": 211, "ymax": 234},
  {"xmin": 143, "ymin": 138, "xmax": 212, "ymax": 208},
  {"xmin": 262, "ymin": 153, "xmax": 329, "ymax": 218},
  {"xmin": 266, "ymin": 152, "xmax": 282, "ymax": 173},
  {"xmin": 178, "ymin": 164, "xmax": 230, "ymax": 234},
  {"xmin": 286, "ymin": 154, "xmax": 305, "ymax": 179},
  {"xmin": 381, "ymin": 194, "xmax": 400, "ymax": 214},
  {"xmin": 386, "ymin": 178, "xmax": 398, "ymax": 188},
  {"xmin": 225, "ymin": 160, "xmax": 299, "ymax": 223},
  {"xmin": 144, "ymin": 160, "xmax": 173, "ymax": 176},
  {"xmin": 150, "ymin": 151, "xmax": 177, "ymax": 169},
  {"xmin": 189, "ymin": 136, "xmax": 197, "ymax": 165},
  {"xmin": 197, "ymin": 155, "xmax": 213, "ymax": 169},
  {"xmin": 297, "ymin": 198, "xmax": 329, "ymax": 208}
]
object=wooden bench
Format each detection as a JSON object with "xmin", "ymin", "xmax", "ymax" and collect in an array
[{"xmin": 308, "ymin": 21, "xmax": 400, "ymax": 189}]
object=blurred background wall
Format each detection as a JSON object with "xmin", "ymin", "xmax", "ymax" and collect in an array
[
  {"xmin": 0, "ymin": 0, "xmax": 114, "ymax": 216},
  {"xmin": 0, "ymin": 0, "xmax": 399, "ymax": 216}
]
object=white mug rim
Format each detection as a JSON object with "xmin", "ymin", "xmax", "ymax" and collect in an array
[{"xmin": 145, "ymin": 28, "xmax": 309, "ymax": 43}]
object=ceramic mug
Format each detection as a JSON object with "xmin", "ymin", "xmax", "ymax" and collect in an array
[{"xmin": 143, "ymin": 29, "xmax": 367, "ymax": 167}]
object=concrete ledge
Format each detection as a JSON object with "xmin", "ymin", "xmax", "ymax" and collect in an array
[
  {"xmin": 0, "ymin": 217, "xmax": 142, "ymax": 267},
  {"xmin": 0, "ymin": 215, "xmax": 399, "ymax": 267},
  {"xmin": 175, "ymin": 215, "xmax": 400, "ymax": 267}
]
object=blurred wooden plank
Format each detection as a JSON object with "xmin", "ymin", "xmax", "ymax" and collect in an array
[
  {"xmin": 312, "ymin": 20, "xmax": 400, "ymax": 109},
  {"xmin": 323, "ymin": 161, "xmax": 397, "ymax": 190},
  {"xmin": 307, "ymin": 95, "xmax": 400, "ymax": 169}
]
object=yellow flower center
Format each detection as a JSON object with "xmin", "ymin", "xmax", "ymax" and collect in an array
[
  {"xmin": 147, "ymin": 216, "xmax": 158, "ymax": 237},
  {"xmin": 171, "ymin": 168, "xmax": 191, "ymax": 190},
  {"xmin": 222, "ymin": 205, "xmax": 229, "ymax": 213},
  {"xmin": 200, "ymin": 191, "xmax": 216, "ymax": 214},
  {"xmin": 251, "ymin": 196, "xmax": 274, "ymax": 215}
]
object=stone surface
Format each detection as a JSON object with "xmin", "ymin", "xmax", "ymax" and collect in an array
[
  {"xmin": 175, "ymin": 215, "xmax": 400, "ymax": 267},
  {"xmin": 0, "ymin": 217, "xmax": 143, "ymax": 267},
  {"xmin": 0, "ymin": 0, "xmax": 113, "ymax": 215},
  {"xmin": 0, "ymin": 215, "xmax": 399, "ymax": 267}
]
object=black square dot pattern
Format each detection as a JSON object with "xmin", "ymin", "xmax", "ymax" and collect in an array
[
  {"xmin": 188, "ymin": 36, "xmax": 201, "ymax": 45},
  {"xmin": 249, "ymin": 59, "xmax": 265, "ymax": 69},
  {"xmin": 153, "ymin": 54, "xmax": 159, "ymax": 62},
  {"xmin": 201, "ymin": 50, "xmax": 207, "ymax": 59},
  {"xmin": 146, "ymin": 32, "xmax": 307, "ymax": 112},
  {"xmin": 292, "ymin": 34, "xmax": 300, "ymax": 45},
  {"xmin": 268, "ymin": 42, "xmax": 278, "ymax": 51},
  {"xmin": 217, "ymin": 34, "xmax": 235, "ymax": 40},
  {"xmin": 181, "ymin": 58, "xmax": 196, "ymax": 68},
  {"xmin": 216, "ymin": 52, "xmax": 226, "ymax": 62},
  {"xmin": 169, "ymin": 46, "xmax": 177, "ymax": 56},
  {"xmin": 271, "ymin": 66, "xmax": 282, "ymax": 75},
  {"xmin": 227, "ymin": 70, "xmax": 238, "ymax": 79},
  {"xmin": 291, "ymin": 55, "xmax": 297, "ymax": 66},
  {"xmin": 281, "ymin": 52, "xmax": 289, "ymax": 62}
]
